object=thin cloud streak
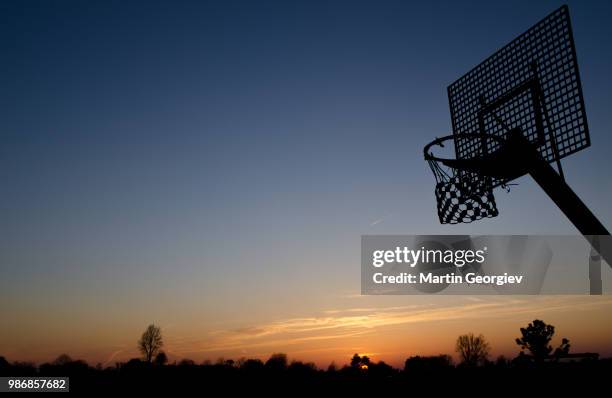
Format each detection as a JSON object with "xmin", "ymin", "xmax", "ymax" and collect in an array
[{"xmin": 161, "ymin": 296, "xmax": 612, "ymax": 357}]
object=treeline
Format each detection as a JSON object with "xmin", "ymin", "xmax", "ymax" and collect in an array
[
  {"xmin": 0, "ymin": 319, "xmax": 609, "ymax": 392},
  {"xmin": 1, "ymin": 351, "xmax": 610, "ymax": 393},
  {"xmin": 0, "ymin": 350, "xmax": 605, "ymax": 377}
]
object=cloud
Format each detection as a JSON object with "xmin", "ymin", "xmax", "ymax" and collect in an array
[
  {"xmin": 162, "ymin": 296, "xmax": 612, "ymax": 358},
  {"xmin": 370, "ymin": 218, "xmax": 384, "ymax": 226}
]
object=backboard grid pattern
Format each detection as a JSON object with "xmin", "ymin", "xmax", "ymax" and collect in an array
[{"xmin": 447, "ymin": 5, "xmax": 589, "ymax": 188}]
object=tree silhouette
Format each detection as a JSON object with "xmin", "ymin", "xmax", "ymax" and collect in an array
[
  {"xmin": 455, "ymin": 333, "xmax": 490, "ymax": 366},
  {"xmin": 404, "ymin": 355, "xmax": 453, "ymax": 372},
  {"xmin": 264, "ymin": 353, "xmax": 287, "ymax": 372},
  {"xmin": 515, "ymin": 319, "xmax": 570, "ymax": 362},
  {"xmin": 138, "ymin": 324, "xmax": 163, "ymax": 363},
  {"xmin": 327, "ymin": 362, "xmax": 337, "ymax": 372},
  {"xmin": 350, "ymin": 353, "xmax": 370, "ymax": 370},
  {"xmin": 154, "ymin": 351, "xmax": 168, "ymax": 366},
  {"xmin": 553, "ymin": 338, "xmax": 571, "ymax": 359},
  {"xmin": 52, "ymin": 354, "xmax": 73, "ymax": 366},
  {"xmin": 241, "ymin": 358, "xmax": 264, "ymax": 372}
]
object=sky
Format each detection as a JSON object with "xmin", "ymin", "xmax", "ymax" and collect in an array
[{"xmin": 1, "ymin": 0, "xmax": 612, "ymax": 368}]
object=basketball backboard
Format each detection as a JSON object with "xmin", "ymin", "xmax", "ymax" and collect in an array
[
  {"xmin": 447, "ymin": 5, "xmax": 589, "ymax": 188},
  {"xmin": 424, "ymin": 5, "xmax": 610, "ymax": 294}
]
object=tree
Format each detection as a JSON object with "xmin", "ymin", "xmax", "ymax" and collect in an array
[
  {"xmin": 455, "ymin": 333, "xmax": 490, "ymax": 366},
  {"xmin": 515, "ymin": 319, "xmax": 570, "ymax": 362},
  {"xmin": 495, "ymin": 355, "xmax": 510, "ymax": 368},
  {"xmin": 288, "ymin": 360, "xmax": 317, "ymax": 376},
  {"xmin": 350, "ymin": 353, "xmax": 370, "ymax": 370},
  {"xmin": 327, "ymin": 361, "xmax": 337, "ymax": 372},
  {"xmin": 404, "ymin": 355, "xmax": 453, "ymax": 373},
  {"xmin": 53, "ymin": 354, "xmax": 73, "ymax": 366},
  {"xmin": 138, "ymin": 324, "xmax": 163, "ymax": 363},
  {"xmin": 554, "ymin": 338, "xmax": 571, "ymax": 359},
  {"xmin": 265, "ymin": 353, "xmax": 288, "ymax": 371},
  {"xmin": 241, "ymin": 358, "xmax": 264, "ymax": 373},
  {"xmin": 0, "ymin": 356, "xmax": 9, "ymax": 371},
  {"xmin": 154, "ymin": 351, "xmax": 168, "ymax": 366},
  {"xmin": 368, "ymin": 360, "xmax": 394, "ymax": 377}
]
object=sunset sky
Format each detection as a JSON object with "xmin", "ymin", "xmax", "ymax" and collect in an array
[{"xmin": 2, "ymin": 0, "xmax": 612, "ymax": 368}]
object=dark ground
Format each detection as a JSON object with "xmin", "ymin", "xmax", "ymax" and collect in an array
[{"xmin": 1, "ymin": 355, "xmax": 610, "ymax": 394}]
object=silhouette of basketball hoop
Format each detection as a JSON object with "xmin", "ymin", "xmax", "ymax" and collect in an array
[
  {"xmin": 424, "ymin": 5, "xmax": 611, "ymax": 294},
  {"xmin": 424, "ymin": 133, "xmax": 503, "ymax": 224}
]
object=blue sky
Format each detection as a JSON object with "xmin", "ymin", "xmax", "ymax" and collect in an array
[{"xmin": 1, "ymin": 0, "xmax": 612, "ymax": 364}]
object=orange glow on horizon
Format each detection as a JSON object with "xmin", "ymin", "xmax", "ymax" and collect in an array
[{"xmin": 2, "ymin": 296, "xmax": 612, "ymax": 369}]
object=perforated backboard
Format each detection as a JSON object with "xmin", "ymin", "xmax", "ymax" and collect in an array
[{"xmin": 448, "ymin": 5, "xmax": 589, "ymax": 187}]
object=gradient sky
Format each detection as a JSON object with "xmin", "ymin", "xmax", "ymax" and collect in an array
[{"xmin": 2, "ymin": 0, "xmax": 612, "ymax": 367}]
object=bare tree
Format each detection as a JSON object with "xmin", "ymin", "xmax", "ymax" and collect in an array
[
  {"xmin": 455, "ymin": 333, "xmax": 490, "ymax": 366},
  {"xmin": 138, "ymin": 324, "xmax": 163, "ymax": 363}
]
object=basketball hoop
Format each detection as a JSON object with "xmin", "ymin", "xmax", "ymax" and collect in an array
[
  {"xmin": 421, "ymin": 5, "xmax": 611, "ymax": 294},
  {"xmin": 424, "ymin": 133, "xmax": 506, "ymax": 224}
]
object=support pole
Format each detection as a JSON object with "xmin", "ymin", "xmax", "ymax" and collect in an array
[{"xmin": 509, "ymin": 132, "xmax": 610, "ymax": 294}]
